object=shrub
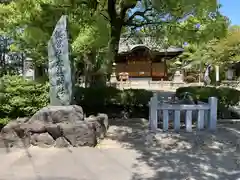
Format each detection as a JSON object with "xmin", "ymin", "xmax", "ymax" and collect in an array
[
  {"xmin": 74, "ymin": 86, "xmax": 120, "ymax": 108},
  {"xmin": 0, "ymin": 75, "xmax": 49, "ymax": 119},
  {"xmin": 118, "ymin": 89, "xmax": 153, "ymax": 107},
  {"xmin": 0, "ymin": 118, "xmax": 9, "ymax": 130},
  {"xmin": 176, "ymin": 86, "xmax": 240, "ymax": 107},
  {"xmin": 0, "ymin": 76, "xmax": 153, "ymax": 125},
  {"xmin": 184, "ymin": 75, "xmax": 197, "ymax": 83},
  {"xmin": 74, "ymin": 86, "xmax": 153, "ymax": 116}
]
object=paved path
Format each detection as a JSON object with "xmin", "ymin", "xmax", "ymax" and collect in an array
[
  {"xmin": 0, "ymin": 121, "xmax": 240, "ymax": 180},
  {"xmin": 0, "ymin": 146, "xmax": 148, "ymax": 180}
]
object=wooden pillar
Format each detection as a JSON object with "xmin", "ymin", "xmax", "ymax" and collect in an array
[
  {"xmin": 150, "ymin": 56, "xmax": 153, "ymax": 80},
  {"xmin": 164, "ymin": 58, "xmax": 167, "ymax": 80}
]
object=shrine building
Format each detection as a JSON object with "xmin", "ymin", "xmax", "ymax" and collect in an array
[{"xmin": 116, "ymin": 37, "xmax": 184, "ymax": 81}]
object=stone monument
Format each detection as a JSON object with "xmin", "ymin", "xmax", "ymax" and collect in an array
[
  {"xmin": 0, "ymin": 15, "xmax": 110, "ymax": 149},
  {"xmin": 48, "ymin": 15, "xmax": 73, "ymax": 106}
]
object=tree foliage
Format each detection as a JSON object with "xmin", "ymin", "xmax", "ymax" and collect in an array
[
  {"xmin": 178, "ymin": 26, "xmax": 240, "ymax": 69},
  {"xmin": 211, "ymin": 26, "xmax": 240, "ymax": 64},
  {"xmin": 0, "ymin": 0, "xmax": 228, "ymax": 75},
  {"xmin": 0, "ymin": 0, "xmax": 109, "ymax": 65},
  {"xmin": 104, "ymin": 0, "xmax": 223, "ymax": 66}
]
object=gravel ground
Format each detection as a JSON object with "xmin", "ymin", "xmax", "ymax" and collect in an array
[
  {"xmin": 99, "ymin": 118, "xmax": 240, "ymax": 179},
  {"xmin": 0, "ymin": 118, "xmax": 239, "ymax": 180}
]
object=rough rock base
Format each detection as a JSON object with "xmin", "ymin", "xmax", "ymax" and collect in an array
[{"xmin": 0, "ymin": 105, "xmax": 108, "ymax": 148}]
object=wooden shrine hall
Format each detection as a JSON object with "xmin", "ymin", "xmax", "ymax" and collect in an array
[{"xmin": 116, "ymin": 37, "xmax": 183, "ymax": 81}]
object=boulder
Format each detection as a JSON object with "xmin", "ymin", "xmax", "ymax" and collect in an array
[
  {"xmin": 1, "ymin": 129, "xmax": 31, "ymax": 148},
  {"xmin": 84, "ymin": 113, "xmax": 109, "ymax": 140},
  {"xmin": 31, "ymin": 133, "xmax": 55, "ymax": 147},
  {"xmin": 1, "ymin": 117, "xmax": 31, "ymax": 148},
  {"xmin": 59, "ymin": 122, "xmax": 97, "ymax": 146},
  {"xmin": 55, "ymin": 137, "xmax": 70, "ymax": 148},
  {"xmin": 2, "ymin": 117, "xmax": 29, "ymax": 136},
  {"xmin": 0, "ymin": 105, "xmax": 108, "ymax": 148},
  {"xmin": 28, "ymin": 105, "xmax": 84, "ymax": 124},
  {"xmin": 45, "ymin": 124, "xmax": 62, "ymax": 139}
]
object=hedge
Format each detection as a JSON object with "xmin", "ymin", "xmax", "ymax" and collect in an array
[
  {"xmin": 176, "ymin": 86, "xmax": 240, "ymax": 107},
  {"xmin": 0, "ymin": 75, "xmax": 153, "ymax": 126},
  {"xmin": 0, "ymin": 75, "xmax": 49, "ymax": 119},
  {"xmin": 2, "ymin": 76, "xmax": 239, "ymax": 126},
  {"xmin": 74, "ymin": 86, "xmax": 153, "ymax": 116}
]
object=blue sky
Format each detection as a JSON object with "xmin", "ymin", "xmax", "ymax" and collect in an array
[{"xmin": 219, "ymin": 0, "xmax": 240, "ymax": 25}]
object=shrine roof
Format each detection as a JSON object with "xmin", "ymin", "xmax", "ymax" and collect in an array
[{"xmin": 118, "ymin": 37, "xmax": 184, "ymax": 54}]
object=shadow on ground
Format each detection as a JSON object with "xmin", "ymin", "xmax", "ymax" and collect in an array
[
  {"xmin": 19, "ymin": 178, "xmax": 78, "ymax": 180},
  {"xmin": 106, "ymin": 118, "xmax": 240, "ymax": 180}
]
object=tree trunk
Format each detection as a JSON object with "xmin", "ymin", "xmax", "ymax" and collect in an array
[
  {"xmin": 84, "ymin": 50, "xmax": 106, "ymax": 87},
  {"xmin": 34, "ymin": 65, "xmax": 48, "ymax": 82},
  {"xmin": 84, "ymin": 53, "xmax": 93, "ymax": 88},
  {"xmin": 74, "ymin": 55, "xmax": 84, "ymax": 85},
  {"xmin": 107, "ymin": 0, "xmax": 125, "ymax": 75},
  {"xmin": 90, "ymin": 72, "xmax": 106, "ymax": 87},
  {"xmin": 107, "ymin": 21, "xmax": 122, "ymax": 75}
]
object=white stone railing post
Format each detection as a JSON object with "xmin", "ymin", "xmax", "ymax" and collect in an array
[
  {"xmin": 208, "ymin": 97, "xmax": 218, "ymax": 130},
  {"xmin": 149, "ymin": 93, "xmax": 158, "ymax": 131}
]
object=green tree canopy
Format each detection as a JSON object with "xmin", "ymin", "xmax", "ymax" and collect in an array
[
  {"xmin": 0, "ymin": 0, "xmax": 109, "ymax": 66},
  {"xmin": 174, "ymin": 25, "xmax": 240, "ymax": 72},
  {"xmin": 211, "ymin": 26, "xmax": 240, "ymax": 65},
  {"xmin": 0, "ymin": 0, "xmax": 227, "ymax": 72}
]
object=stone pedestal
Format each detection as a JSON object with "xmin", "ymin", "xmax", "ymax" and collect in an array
[
  {"xmin": 23, "ymin": 58, "xmax": 35, "ymax": 80},
  {"xmin": 1, "ymin": 105, "xmax": 109, "ymax": 148},
  {"xmin": 110, "ymin": 62, "xmax": 118, "ymax": 87},
  {"xmin": 173, "ymin": 70, "xmax": 184, "ymax": 83}
]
